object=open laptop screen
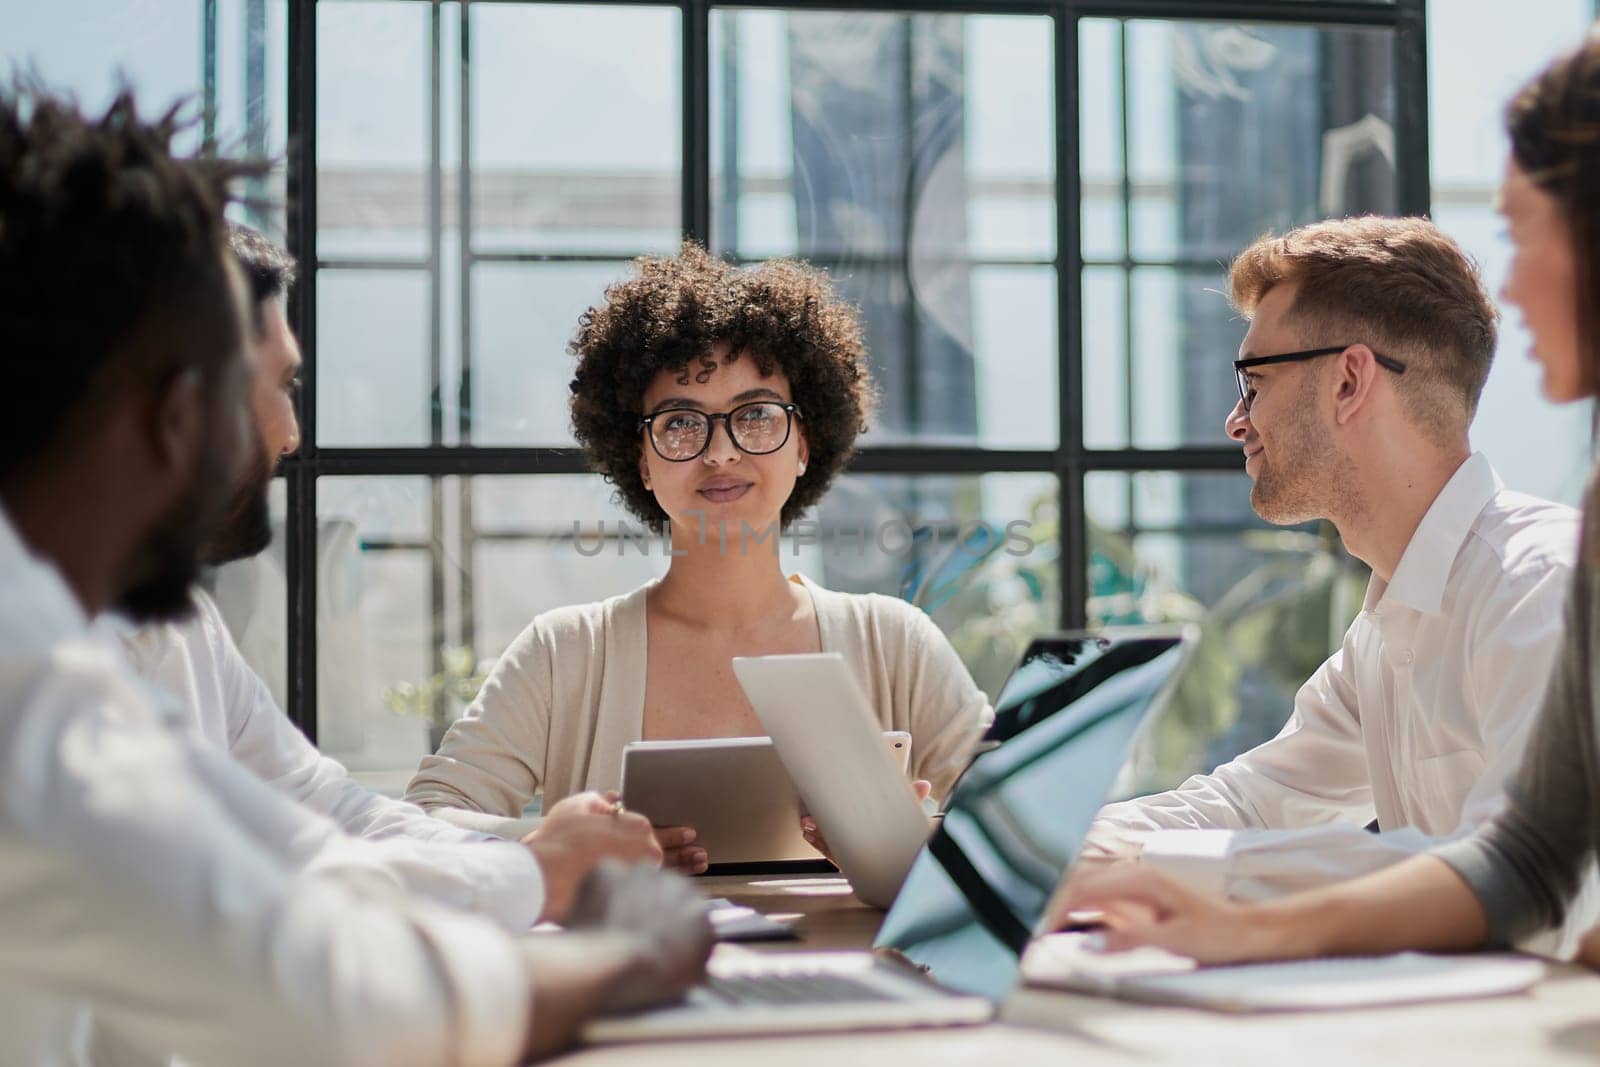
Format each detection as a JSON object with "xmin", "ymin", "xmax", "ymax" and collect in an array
[{"xmin": 873, "ymin": 631, "xmax": 1188, "ymax": 998}]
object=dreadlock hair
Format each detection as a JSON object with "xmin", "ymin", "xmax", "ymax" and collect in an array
[{"xmin": 0, "ymin": 81, "xmax": 264, "ymax": 480}]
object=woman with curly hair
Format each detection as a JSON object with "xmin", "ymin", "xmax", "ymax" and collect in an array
[{"xmin": 406, "ymin": 244, "xmax": 992, "ymax": 872}]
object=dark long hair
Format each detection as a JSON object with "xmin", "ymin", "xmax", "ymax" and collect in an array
[{"xmin": 1505, "ymin": 33, "xmax": 1600, "ymax": 398}]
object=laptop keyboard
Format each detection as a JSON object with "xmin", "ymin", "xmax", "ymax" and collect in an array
[{"xmin": 704, "ymin": 972, "xmax": 901, "ymax": 1007}]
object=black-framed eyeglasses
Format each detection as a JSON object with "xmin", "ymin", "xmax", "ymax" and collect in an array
[
  {"xmin": 1233, "ymin": 345, "xmax": 1407, "ymax": 412},
  {"xmin": 638, "ymin": 401, "xmax": 801, "ymax": 462}
]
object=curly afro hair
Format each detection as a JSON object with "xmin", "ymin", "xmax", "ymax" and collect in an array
[{"xmin": 569, "ymin": 242, "xmax": 878, "ymax": 533}]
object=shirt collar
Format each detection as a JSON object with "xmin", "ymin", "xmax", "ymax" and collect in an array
[
  {"xmin": 1365, "ymin": 452, "xmax": 1501, "ymax": 617},
  {"xmin": 0, "ymin": 502, "xmax": 91, "ymax": 648},
  {"xmin": 89, "ymin": 608, "xmax": 173, "ymax": 673}
]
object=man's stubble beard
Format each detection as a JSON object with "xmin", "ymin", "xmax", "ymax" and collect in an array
[
  {"xmin": 206, "ymin": 430, "xmax": 275, "ymax": 566},
  {"xmin": 1249, "ymin": 383, "xmax": 1362, "ymax": 529},
  {"xmin": 117, "ymin": 363, "xmax": 255, "ymax": 623},
  {"xmin": 115, "ymin": 446, "xmax": 237, "ymax": 623}
]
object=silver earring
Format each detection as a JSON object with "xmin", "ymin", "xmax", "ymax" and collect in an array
[{"xmin": 797, "ymin": 462, "xmax": 808, "ymax": 476}]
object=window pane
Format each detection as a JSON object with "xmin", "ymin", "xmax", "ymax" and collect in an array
[
  {"xmin": 316, "ymin": 269, "xmax": 432, "ymax": 446},
  {"xmin": 310, "ymin": 477, "xmax": 434, "ymax": 773},
  {"xmin": 972, "ymin": 267, "xmax": 1057, "ymax": 449},
  {"xmin": 313, "ymin": 477, "xmax": 448, "ymax": 774},
  {"xmin": 1124, "ymin": 20, "xmax": 1397, "ymax": 263},
  {"xmin": 1082, "ymin": 19, "xmax": 1401, "ymax": 451},
  {"xmin": 6, "ymin": 0, "xmax": 289, "ymax": 237},
  {"xmin": 1082, "ymin": 267, "xmax": 1128, "ymax": 449},
  {"xmin": 1086, "ymin": 470, "xmax": 1364, "ymax": 794},
  {"xmin": 6, "ymin": 2, "xmax": 202, "ymax": 120},
  {"xmin": 312, "ymin": 475, "xmax": 668, "ymax": 778},
  {"xmin": 1084, "ymin": 265, "xmax": 1243, "ymax": 452},
  {"xmin": 711, "ymin": 11, "xmax": 1056, "ymax": 448},
  {"xmin": 469, "ymin": 262, "xmax": 630, "ymax": 447},
  {"xmin": 1079, "ymin": 16, "xmax": 1124, "ymax": 262},
  {"xmin": 1082, "ymin": 191, "xmax": 1125, "ymax": 264},
  {"xmin": 317, "ymin": 0, "xmax": 432, "ymax": 260},
  {"xmin": 219, "ymin": 0, "xmax": 292, "ymax": 238},
  {"xmin": 1130, "ymin": 267, "xmax": 1238, "ymax": 450},
  {"xmin": 470, "ymin": 3, "xmax": 680, "ymax": 255}
]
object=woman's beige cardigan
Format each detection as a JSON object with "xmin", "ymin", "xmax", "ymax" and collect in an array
[{"xmin": 405, "ymin": 575, "xmax": 993, "ymax": 837}]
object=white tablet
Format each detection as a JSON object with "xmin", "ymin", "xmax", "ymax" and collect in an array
[
  {"xmin": 732, "ymin": 653, "xmax": 934, "ymax": 907},
  {"xmin": 621, "ymin": 732, "xmax": 910, "ymax": 867}
]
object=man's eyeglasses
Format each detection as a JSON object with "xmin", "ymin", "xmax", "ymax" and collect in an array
[
  {"xmin": 1233, "ymin": 345, "xmax": 1407, "ymax": 413},
  {"xmin": 639, "ymin": 401, "xmax": 801, "ymax": 462}
]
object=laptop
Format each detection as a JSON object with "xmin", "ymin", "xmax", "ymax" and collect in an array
[
  {"xmin": 732, "ymin": 653, "xmax": 934, "ymax": 906},
  {"xmin": 581, "ymin": 627, "xmax": 1196, "ymax": 1043}
]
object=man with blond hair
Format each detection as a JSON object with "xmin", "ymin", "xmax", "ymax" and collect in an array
[{"xmin": 1080, "ymin": 215, "xmax": 1596, "ymax": 956}]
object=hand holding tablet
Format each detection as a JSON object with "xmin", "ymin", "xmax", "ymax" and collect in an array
[{"xmin": 620, "ymin": 732, "xmax": 912, "ymax": 869}]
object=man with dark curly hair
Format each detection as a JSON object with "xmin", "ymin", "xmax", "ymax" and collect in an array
[{"xmin": 407, "ymin": 244, "xmax": 992, "ymax": 872}]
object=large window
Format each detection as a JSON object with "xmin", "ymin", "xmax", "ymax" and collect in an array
[{"xmin": 25, "ymin": 0, "xmax": 1539, "ymax": 789}]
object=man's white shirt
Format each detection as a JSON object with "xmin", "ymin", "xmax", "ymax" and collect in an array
[
  {"xmin": 1090, "ymin": 453, "xmax": 1598, "ymax": 955},
  {"xmin": 0, "ymin": 507, "xmax": 531, "ymax": 1067},
  {"xmin": 94, "ymin": 591, "xmax": 544, "ymax": 932}
]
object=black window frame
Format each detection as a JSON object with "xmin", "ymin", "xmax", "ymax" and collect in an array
[{"xmin": 281, "ymin": 0, "xmax": 1429, "ymax": 742}]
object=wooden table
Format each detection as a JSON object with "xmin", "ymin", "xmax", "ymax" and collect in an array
[{"xmin": 554, "ymin": 874, "xmax": 1600, "ymax": 1066}]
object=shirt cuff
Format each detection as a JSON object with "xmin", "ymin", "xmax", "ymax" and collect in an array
[
  {"xmin": 1137, "ymin": 829, "xmax": 1236, "ymax": 898},
  {"xmin": 469, "ymin": 840, "xmax": 546, "ymax": 931}
]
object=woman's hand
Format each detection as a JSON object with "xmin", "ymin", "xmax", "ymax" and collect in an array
[
  {"xmin": 800, "ymin": 779, "xmax": 933, "ymax": 864},
  {"xmin": 1064, "ymin": 854, "xmax": 1491, "ymax": 966},
  {"xmin": 653, "ymin": 825, "xmax": 708, "ymax": 874},
  {"xmin": 1062, "ymin": 864, "xmax": 1275, "ymax": 964}
]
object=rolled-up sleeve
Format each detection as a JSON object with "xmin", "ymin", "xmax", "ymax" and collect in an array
[{"xmin": 1088, "ymin": 637, "xmax": 1369, "ymax": 880}]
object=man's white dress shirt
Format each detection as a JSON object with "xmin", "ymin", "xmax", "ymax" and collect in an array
[
  {"xmin": 95, "ymin": 592, "xmax": 544, "ymax": 932},
  {"xmin": 1091, "ymin": 454, "xmax": 1596, "ymax": 952},
  {"xmin": 0, "ymin": 508, "xmax": 530, "ymax": 1067}
]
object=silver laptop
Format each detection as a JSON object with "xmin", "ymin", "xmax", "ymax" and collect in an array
[
  {"xmin": 732, "ymin": 653, "xmax": 935, "ymax": 905},
  {"xmin": 582, "ymin": 627, "xmax": 1196, "ymax": 1043}
]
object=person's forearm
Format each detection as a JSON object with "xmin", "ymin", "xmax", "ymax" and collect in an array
[
  {"xmin": 516, "ymin": 934, "xmax": 648, "ymax": 1061},
  {"xmin": 423, "ymin": 804, "xmax": 540, "ymax": 840},
  {"xmin": 1252, "ymin": 855, "xmax": 1490, "ymax": 959}
]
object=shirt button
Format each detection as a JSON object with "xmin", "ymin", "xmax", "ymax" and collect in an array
[{"xmin": 1399, "ymin": 649, "xmax": 1414, "ymax": 665}]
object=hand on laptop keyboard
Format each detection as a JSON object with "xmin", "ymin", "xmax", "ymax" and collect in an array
[
  {"xmin": 565, "ymin": 860, "xmax": 715, "ymax": 1012},
  {"xmin": 1060, "ymin": 864, "xmax": 1264, "ymax": 964}
]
